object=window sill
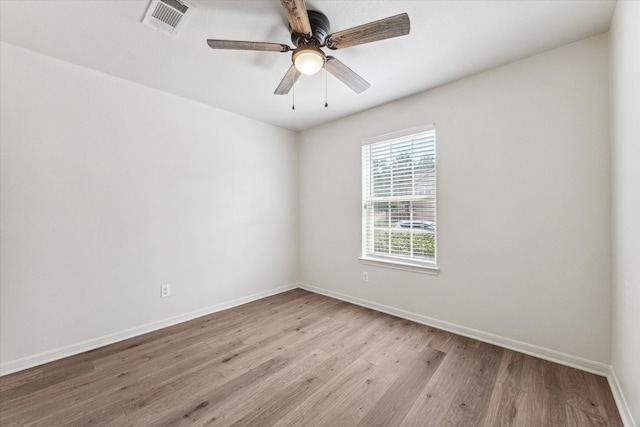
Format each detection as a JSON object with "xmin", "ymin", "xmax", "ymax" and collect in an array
[{"xmin": 359, "ymin": 256, "xmax": 440, "ymax": 275}]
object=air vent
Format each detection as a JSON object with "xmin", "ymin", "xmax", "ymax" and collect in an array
[{"xmin": 142, "ymin": 0, "xmax": 193, "ymax": 37}]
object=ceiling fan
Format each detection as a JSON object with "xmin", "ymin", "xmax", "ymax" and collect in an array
[{"xmin": 206, "ymin": 0, "xmax": 410, "ymax": 96}]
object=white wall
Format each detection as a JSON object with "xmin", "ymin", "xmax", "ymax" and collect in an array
[
  {"xmin": 299, "ymin": 35, "xmax": 611, "ymax": 364},
  {"xmin": 0, "ymin": 43, "xmax": 298, "ymax": 371},
  {"xmin": 610, "ymin": 1, "xmax": 640, "ymax": 425}
]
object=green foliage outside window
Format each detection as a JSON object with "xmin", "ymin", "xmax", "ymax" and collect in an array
[{"xmin": 374, "ymin": 230, "xmax": 435, "ymax": 259}]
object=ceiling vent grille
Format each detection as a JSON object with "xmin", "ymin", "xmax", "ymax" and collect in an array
[{"xmin": 142, "ymin": 0, "xmax": 193, "ymax": 37}]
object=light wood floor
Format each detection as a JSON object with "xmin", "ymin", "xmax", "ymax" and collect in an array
[{"xmin": 0, "ymin": 289, "xmax": 623, "ymax": 426}]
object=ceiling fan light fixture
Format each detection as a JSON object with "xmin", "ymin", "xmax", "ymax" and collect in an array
[
  {"xmin": 293, "ymin": 45, "xmax": 325, "ymax": 75},
  {"xmin": 206, "ymin": 3, "xmax": 411, "ymax": 96}
]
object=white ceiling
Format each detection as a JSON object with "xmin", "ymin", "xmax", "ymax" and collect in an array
[{"xmin": 0, "ymin": 0, "xmax": 615, "ymax": 131}]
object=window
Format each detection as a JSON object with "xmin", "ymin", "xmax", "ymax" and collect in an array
[{"xmin": 361, "ymin": 125, "xmax": 437, "ymax": 271}]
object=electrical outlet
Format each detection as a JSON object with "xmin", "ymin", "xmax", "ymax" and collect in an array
[
  {"xmin": 161, "ymin": 284, "xmax": 171, "ymax": 298},
  {"xmin": 362, "ymin": 271, "xmax": 369, "ymax": 283}
]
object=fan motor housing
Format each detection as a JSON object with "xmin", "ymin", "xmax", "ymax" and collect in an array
[{"xmin": 291, "ymin": 10, "xmax": 330, "ymax": 47}]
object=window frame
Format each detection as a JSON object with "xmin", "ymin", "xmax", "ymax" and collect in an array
[{"xmin": 360, "ymin": 124, "xmax": 439, "ymax": 274}]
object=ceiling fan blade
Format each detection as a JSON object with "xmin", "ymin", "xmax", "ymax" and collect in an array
[
  {"xmin": 325, "ymin": 13, "xmax": 410, "ymax": 50},
  {"xmin": 274, "ymin": 65, "xmax": 302, "ymax": 95},
  {"xmin": 280, "ymin": 0, "xmax": 312, "ymax": 36},
  {"xmin": 207, "ymin": 39, "xmax": 291, "ymax": 52},
  {"xmin": 325, "ymin": 56, "xmax": 370, "ymax": 94}
]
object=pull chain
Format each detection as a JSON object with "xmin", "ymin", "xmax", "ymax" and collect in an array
[
  {"xmin": 292, "ymin": 84, "xmax": 295, "ymax": 110},
  {"xmin": 324, "ymin": 68, "xmax": 329, "ymax": 108}
]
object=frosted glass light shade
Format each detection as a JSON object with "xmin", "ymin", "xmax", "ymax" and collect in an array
[{"xmin": 293, "ymin": 49, "xmax": 325, "ymax": 75}]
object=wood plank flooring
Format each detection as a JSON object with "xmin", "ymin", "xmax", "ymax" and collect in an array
[{"xmin": 0, "ymin": 289, "xmax": 623, "ymax": 426}]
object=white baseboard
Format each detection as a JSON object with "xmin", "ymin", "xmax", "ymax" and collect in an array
[
  {"xmin": 0, "ymin": 283, "xmax": 297, "ymax": 377},
  {"xmin": 608, "ymin": 367, "xmax": 638, "ymax": 427},
  {"xmin": 297, "ymin": 282, "xmax": 610, "ymax": 376}
]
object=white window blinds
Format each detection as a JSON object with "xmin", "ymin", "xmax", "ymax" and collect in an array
[{"xmin": 362, "ymin": 126, "xmax": 436, "ymax": 266}]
